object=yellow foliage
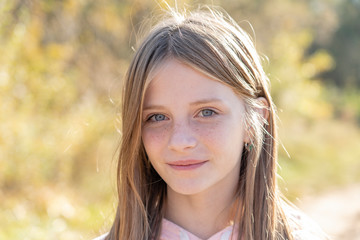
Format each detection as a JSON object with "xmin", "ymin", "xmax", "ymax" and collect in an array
[
  {"xmin": 46, "ymin": 43, "xmax": 73, "ymax": 61},
  {"xmin": 64, "ymin": 0, "xmax": 83, "ymax": 16},
  {"xmin": 0, "ymin": 0, "xmax": 359, "ymax": 239},
  {"xmin": 296, "ymin": 81, "xmax": 333, "ymax": 119},
  {"xmin": 308, "ymin": 49, "xmax": 335, "ymax": 73}
]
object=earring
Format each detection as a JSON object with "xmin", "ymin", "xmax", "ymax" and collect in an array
[{"xmin": 245, "ymin": 142, "xmax": 253, "ymax": 151}]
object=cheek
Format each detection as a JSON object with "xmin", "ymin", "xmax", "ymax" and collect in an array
[
  {"xmin": 198, "ymin": 120, "xmax": 242, "ymax": 140},
  {"xmin": 195, "ymin": 122, "xmax": 229, "ymax": 150},
  {"xmin": 196, "ymin": 120, "xmax": 245, "ymax": 154},
  {"xmin": 142, "ymin": 126, "xmax": 169, "ymax": 154},
  {"xmin": 196, "ymin": 122, "xmax": 222, "ymax": 141}
]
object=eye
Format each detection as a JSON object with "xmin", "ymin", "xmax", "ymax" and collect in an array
[
  {"xmin": 198, "ymin": 109, "xmax": 216, "ymax": 117},
  {"xmin": 147, "ymin": 114, "xmax": 168, "ymax": 122}
]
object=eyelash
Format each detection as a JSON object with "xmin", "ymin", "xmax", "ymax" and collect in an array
[
  {"xmin": 197, "ymin": 108, "xmax": 217, "ymax": 117},
  {"xmin": 146, "ymin": 114, "xmax": 168, "ymax": 122},
  {"xmin": 145, "ymin": 108, "xmax": 218, "ymax": 123}
]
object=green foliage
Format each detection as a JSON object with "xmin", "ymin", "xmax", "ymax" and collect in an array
[
  {"xmin": 0, "ymin": 0, "xmax": 359, "ymax": 239},
  {"xmin": 319, "ymin": 0, "xmax": 360, "ymax": 88}
]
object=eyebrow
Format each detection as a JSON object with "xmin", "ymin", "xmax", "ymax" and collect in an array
[
  {"xmin": 142, "ymin": 98, "xmax": 224, "ymax": 111},
  {"xmin": 189, "ymin": 98, "xmax": 224, "ymax": 106}
]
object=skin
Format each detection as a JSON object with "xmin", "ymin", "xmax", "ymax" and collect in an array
[{"xmin": 141, "ymin": 59, "xmax": 260, "ymax": 238}]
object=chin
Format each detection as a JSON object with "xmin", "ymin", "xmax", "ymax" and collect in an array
[{"xmin": 167, "ymin": 180, "xmax": 210, "ymax": 196}]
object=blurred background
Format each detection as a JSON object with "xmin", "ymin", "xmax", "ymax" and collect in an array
[{"xmin": 0, "ymin": 0, "xmax": 359, "ymax": 239}]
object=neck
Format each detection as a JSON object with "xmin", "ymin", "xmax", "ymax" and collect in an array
[{"xmin": 165, "ymin": 182, "xmax": 239, "ymax": 239}]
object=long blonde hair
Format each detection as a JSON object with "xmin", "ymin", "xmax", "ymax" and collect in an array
[{"xmin": 106, "ymin": 7, "xmax": 293, "ymax": 240}]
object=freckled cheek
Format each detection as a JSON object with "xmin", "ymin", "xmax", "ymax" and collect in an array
[
  {"xmin": 142, "ymin": 126, "xmax": 170, "ymax": 153},
  {"xmin": 195, "ymin": 121, "xmax": 243, "ymax": 148},
  {"xmin": 194, "ymin": 122, "xmax": 227, "ymax": 145}
]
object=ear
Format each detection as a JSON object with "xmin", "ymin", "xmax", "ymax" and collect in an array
[
  {"xmin": 243, "ymin": 97, "xmax": 269, "ymax": 144},
  {"xmin": 255, "ymin": 97, "xmax": 269, "ymax": 121}
]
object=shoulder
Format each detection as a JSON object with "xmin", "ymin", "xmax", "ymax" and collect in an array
[
  {"xmin": 92, "ymin": 232, "xmax": 108, "ymax": 240},
  {"xmin": 283, "ymin": 203, "xmax": 330, "ymax": 240}
]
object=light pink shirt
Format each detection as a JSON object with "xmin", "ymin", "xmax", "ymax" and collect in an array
[
  {"xmin": 92, "ymin": 208, "xmax": 328, "ymax": 240},
  {"xmin": 159, "ymin": 218, "xmax": 239, "ymax": 240}
]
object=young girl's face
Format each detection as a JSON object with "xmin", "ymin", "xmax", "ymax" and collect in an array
[{"xmin": 141, "ymin": 59, "xmax": 248, "ymax": 196}]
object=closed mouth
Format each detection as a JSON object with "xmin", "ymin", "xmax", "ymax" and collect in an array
[{"xmin": 167, "ymin": 160, "xmax": 208, "ymax": 170}]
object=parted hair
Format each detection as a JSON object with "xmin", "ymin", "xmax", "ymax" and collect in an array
[{"xmin": 105, "ymin": 7, "xmax": 293, "ymax": 240}]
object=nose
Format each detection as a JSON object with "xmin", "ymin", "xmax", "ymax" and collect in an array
[{"xmin": 168, "ymin": 121, "xmax": 197, "ymax": 152}]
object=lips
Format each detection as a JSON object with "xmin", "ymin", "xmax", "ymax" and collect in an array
[{"xmin": 167, "ymin": 160, "xmax": 208, "ymax": 170}]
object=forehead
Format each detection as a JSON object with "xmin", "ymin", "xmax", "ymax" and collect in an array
[{"xmin": 143, "ymin": 59, "xmax": 244, "ymax": 107}]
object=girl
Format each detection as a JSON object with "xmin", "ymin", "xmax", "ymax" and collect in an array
[{"xmin": 96, "ymin": 7, "xmax": 328, "ymax": 240}]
